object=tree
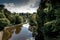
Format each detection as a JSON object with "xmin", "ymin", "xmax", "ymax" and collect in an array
[
  {"xmin": 0, "ymin": 5, "xmax": 10, "ymax": 30},
  {"xmin": 15, "ymin": 14, "xmax": 23, "ymax": 24},
  {"xmin": 0, "ymin": 5, "xmax": 4, "ymax": 10},
  {"xmin": 36, "ymin": 0, "xmax": 60, "ymax": 40},
  {"xmin": 0, "ymin": 18, "xmax": 10, "ymax": 30}
]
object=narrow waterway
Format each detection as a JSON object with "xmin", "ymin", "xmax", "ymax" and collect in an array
[{"xmin": 0, "ymin": 23, "xmax": 35, "ymax": 40}]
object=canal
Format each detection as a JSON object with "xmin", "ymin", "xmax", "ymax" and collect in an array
[{"xmin": 0, "ymin": 23, "xmax": 35, "ymax": 40}]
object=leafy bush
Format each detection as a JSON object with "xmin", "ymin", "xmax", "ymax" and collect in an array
[
  {"xmin": 44, "ymin": 20, "xmax": 60, "ymax": 38},
  {"xmin": 0, "ymin": 13, "xmax": 6, "ymax": 18},
  {"xmin": 15, "ymin": 14, "xmax": 23, "ymax": 24},
  {"xmin": 44, "ymin": 20, "xmax": 56, "ymax": 33},
  {"xmin": 29, "ymin": 14, "xmax": 37, "ymax": 26},
  {"xmin": 0, "ymin": 18, "xmax": 10, "ymax": 28}
]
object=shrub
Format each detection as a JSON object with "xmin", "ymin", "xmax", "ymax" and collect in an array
[
  {"xmin": 0, "ymin": 13, "xmax": 6, "ymax": 18},
  {"xmin": 0, "ymin": 18, "xmax": 10, "ymax": 28},
  {"xmin": 15, "ymin": 14, "xmax": 23, "ymax": 24}
]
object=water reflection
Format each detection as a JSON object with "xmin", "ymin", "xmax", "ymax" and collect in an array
[
  {"xmin": 2, "ymin": 24, "xmax": 22, "ymax": 40},
  {"xmin": 29, "ymin": 25, "xmax": 38, "ymax": 37},
  {"xmin": 2, "ymin": 23, "xmax": 35, "ymax": 40},
  {"xmin": 2, "ymin": 28, "xmax": 14, "ymax": 40},
  {"xmin": 15, "ymin": 25, "xmax": 22, "ymax": 34}
]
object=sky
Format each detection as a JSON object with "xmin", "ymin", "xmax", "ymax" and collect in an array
[{"xmin": 0, "ymin": 0, "xmax": 40, "ymax": 13}]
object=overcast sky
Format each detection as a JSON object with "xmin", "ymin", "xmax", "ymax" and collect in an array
[{"xmin": 0, "ymin": 0, "xmax": 40, "ymax": 13}]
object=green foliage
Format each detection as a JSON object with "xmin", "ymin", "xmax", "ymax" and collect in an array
[
  {"xmin": 15, "ymin": 14, "xmax": 23, "ymax": 24},
  {"xmin": 29, "ymin": 13, "xmax": 37, "ymax": 26},
  {"xmin": 0, "ymin": 4, "xmax": 24, "ymax": 29},
  {"xmin": 8, "ymin": 15, "xmax": 16, "ymax": 24},
  {"xmin": 0, "ymin": 5, "xmax": 10, "ymax": 28},
  {"xmin": 0, "ymin": 18, "xmax": 10, "ymax": 27},
  {"xmin": 0, "ymin": 13, "xmax": 6, "ymax": 18},
  {"xmin": 36, "ymin": 0, "xmax": 60, "ymax": 40},
  {"xmin": 0, "ymin": 5, "xmax": 5, "ymax": 10},
  {"xmin": 44, "ymin": 20, "xmax": 56, "ymax": 34}
]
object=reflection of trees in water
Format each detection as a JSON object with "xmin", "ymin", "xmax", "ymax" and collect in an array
[
  {"xmin": 2, "ymin": 28, "xmax": 14, "ymax": 40},
  {"xmin": 29, "ymin": 25, "xmax": 38, "ymax": 37},
  {"xmin": 2, "ymin": 24, "xmax": 22, "ymax": 40},
  {"xmin": 15, "ymin": 25, "xmax": 22, "ymax": 34}
]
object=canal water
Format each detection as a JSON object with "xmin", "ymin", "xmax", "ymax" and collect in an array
[{"xmin": 0, "ymin": 23, "xmax": 35, "ymax": 40}]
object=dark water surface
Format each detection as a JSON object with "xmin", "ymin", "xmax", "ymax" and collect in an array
[{"xmin": 1, "ymin": 23, "xmax": 35, "ymax": 40}]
